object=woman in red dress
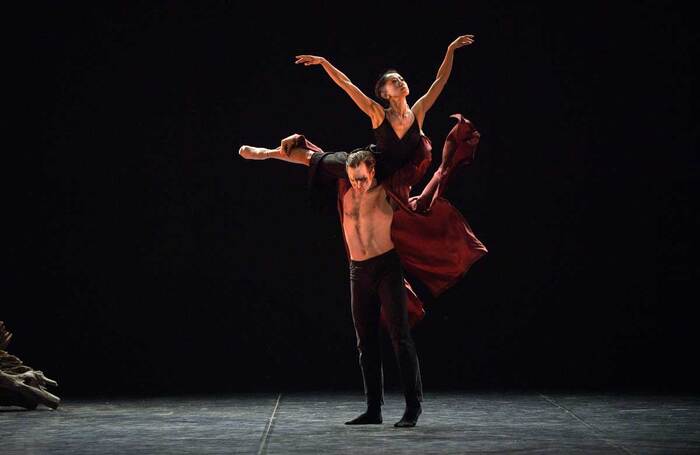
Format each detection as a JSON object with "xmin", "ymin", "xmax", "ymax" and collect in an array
[{"xmin": 238, "ymin": 34, "xmax": 487, "ymax": 327}]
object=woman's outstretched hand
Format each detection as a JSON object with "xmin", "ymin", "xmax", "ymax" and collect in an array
[
  {"xmin": 295, "ymin": 55, "xmax": 326, "ymax": 66},
  {"xmin": 449, "ymin": 34, "xmax": 475, "ymax": 50}
]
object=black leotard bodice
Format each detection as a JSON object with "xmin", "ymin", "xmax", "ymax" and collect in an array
[{"xmin": 371, "ymin": 112, "xmax": 422, "ymax": 181}]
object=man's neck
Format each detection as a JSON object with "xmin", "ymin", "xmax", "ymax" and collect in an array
[{"xmin": 352, "ymin": 179, "xmax": 379, "ymax": 197}]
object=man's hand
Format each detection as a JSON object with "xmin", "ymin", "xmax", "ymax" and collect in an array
[
  {"xmin": 294, "ymin": 55, "xmax": 326, "ymax": 66},
  {"xmin": 279, "ymin": 133, "xmax": 301, "ymax": 156},
  {"xmin": 408, "ymin": 195, "xmax": 430, "ymax": 213},
  {"xmin": 448, "ymin": 34, "xmax": 475, "ymax": 51}
]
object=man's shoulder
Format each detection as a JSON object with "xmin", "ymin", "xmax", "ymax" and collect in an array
[
  {"xmin": 379, "ymin": 183, "xmax": 400, "ymax": 211},
  {"xmin": 339, "ymin": 179, "xmax": 351, "ymax": 198}
]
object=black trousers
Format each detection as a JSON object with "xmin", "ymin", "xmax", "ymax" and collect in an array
[{"xmin": 349, "ymin": 249, "xmax": 423, "ymax": 406}]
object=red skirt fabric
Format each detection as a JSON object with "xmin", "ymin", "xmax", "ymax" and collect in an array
[{"xmin": 300, "ymin": 114, "xmax": 487, "ymax": 328}]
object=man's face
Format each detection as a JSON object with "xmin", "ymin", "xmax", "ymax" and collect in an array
[{"xmin": 347, "ymin": 162, "xmax": 375, "ymax": 194}]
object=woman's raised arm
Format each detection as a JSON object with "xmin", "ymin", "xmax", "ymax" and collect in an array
[
  {"xmin": 295, "ymin": 55, "xmax": 384, "ymax": 126},
  {"xmin": 411, "ymin": 35, "xmax": 474, "ymax": 125}
]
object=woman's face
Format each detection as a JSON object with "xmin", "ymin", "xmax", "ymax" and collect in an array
[{"xmin": 382, "ymin": 73, "xmax": 410, "ymax": 100}]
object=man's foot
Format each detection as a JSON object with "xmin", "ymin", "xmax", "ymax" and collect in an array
[
  {"xmin": 238, "ymin": 145, "xmax": 278, "ymax": 160},
  {"xmin": 345, "ymin": 408, "xmax": 383, "ymax": 425},
  {"xmin": 394, "ymin": 404, "xmax": 422, "ymax": 427}
]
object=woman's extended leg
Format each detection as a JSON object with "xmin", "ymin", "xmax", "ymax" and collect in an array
[
  {"xmin": 238, "ymin": 145, "xmax": 315, "ymax": 166},
  {"xmin": 239, "ymin": 134, "xmax": 319, "ymax": 165}
]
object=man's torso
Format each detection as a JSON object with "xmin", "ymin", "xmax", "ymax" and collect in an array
[{"xmin": 342, "ymin": 185, "xmax": 395, "ymax": 261}]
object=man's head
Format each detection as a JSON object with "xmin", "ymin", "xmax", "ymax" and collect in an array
[{"xmin": 346, "ymin": 149, "xmax": 377, "ymax": 193}]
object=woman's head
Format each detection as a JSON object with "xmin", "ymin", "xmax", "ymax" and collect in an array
[{"xmin": 374, "ymin": 69, "xmax": 410, "ymax": 105}]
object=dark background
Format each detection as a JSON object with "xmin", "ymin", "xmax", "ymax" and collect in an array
[{"xmin": 5, "ymin": 2, "xmax": 697, "ymax": 398}]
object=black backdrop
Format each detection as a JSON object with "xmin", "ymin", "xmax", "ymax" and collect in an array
[{"xmin": 5, "ymin": 2, "xmax": 698, "ymax": 397}]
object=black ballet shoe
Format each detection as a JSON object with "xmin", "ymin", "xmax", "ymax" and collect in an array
[
  {"xmin": 345, "ymin": 408, "xmax": 383, "ymax": 425},
  {"xmin": 393, "ymin": 404, "xmax": 422, "ymax": 427}
]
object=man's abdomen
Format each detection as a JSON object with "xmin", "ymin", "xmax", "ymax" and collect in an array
[
  {"xmin": 343, "ymin": 206, "xmax": 394, "ymax": 261},
  {"xmin": 344, "ymin": 217, "xmax": 394, "ymax": 261}
]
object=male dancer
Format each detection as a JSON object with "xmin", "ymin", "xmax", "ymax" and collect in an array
[
  {"xmin": 340, "ymin": 149, "xmax": 422, "ymax": 427},
  {"xmin": 239, "ymin": 115, "xmax": 488, "ymax": 426}
]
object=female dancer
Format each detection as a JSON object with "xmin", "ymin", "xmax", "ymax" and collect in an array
[{"xmin": 239, "ymin": 33, "xmax": 475, "ymax": 179}]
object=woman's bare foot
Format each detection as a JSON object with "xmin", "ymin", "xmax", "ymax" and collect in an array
[{"xmin": 238, "ymin": 146, "xmax": 281, "ymax": 160}]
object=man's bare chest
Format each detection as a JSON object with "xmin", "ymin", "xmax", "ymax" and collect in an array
[{"xmin": 342, "ymin": 188, "xmax": 391, "ymax": 222}]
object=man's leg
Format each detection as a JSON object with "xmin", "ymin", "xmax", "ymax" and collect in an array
[
  {"xmin": 345, "ymin": 262, "xmax": 383, "ymax": 425},
  {"xmin": 377, "ymin": 251, "xmax": 423, "ymax": 427}
]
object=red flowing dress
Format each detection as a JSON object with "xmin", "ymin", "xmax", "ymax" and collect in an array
[{"xmin": 298, "ymin": 114, "xmax": 487, "ymax": 328}]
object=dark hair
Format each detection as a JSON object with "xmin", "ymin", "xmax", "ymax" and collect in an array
[
  {"xmin": 374, "ymin": 68, "xmax": 400, "ymax": 106},
  {"xmin": 346, "ymin": 149, "xmax": 376, "ymax": 170}
]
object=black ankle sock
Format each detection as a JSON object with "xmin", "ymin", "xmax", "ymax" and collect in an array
[
  {"xmin": 345, "ymin": 405, "xmax": 382, "ymax": 425},
  {"xmin": 394, "ymin": 403, "xmax": 422, "ymax": 427}
]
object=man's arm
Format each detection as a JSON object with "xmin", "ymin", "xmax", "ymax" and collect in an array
[{"xmin": 386, "ymin": 192, "xmax": 400, "ymax": 212}]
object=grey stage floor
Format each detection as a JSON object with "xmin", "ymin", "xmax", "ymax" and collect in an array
[{"xmin": 1, "ymin": 391, "xmax": 699, "ymax": 454}]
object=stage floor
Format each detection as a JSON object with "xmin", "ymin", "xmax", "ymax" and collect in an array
[{"xmin": 2, "ymin": 391, "xmax": 699, "ymax": 454}]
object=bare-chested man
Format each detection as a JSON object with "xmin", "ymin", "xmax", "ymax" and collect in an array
[
  {"xmin": 338, "ymin": 149, "xmax": 424, "ymax": 427},
  {"xmin": 240, "ymin": 142, "xmax": 423, "ymax": 427}
]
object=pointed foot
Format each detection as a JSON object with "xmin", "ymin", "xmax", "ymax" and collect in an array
[{"xmin": 238, "ymin": 145, "xmax": 274, "ymax": 160}]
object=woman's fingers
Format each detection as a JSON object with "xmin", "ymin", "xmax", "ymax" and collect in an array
[
  {"xmin": 451, "ymin": 34, "xmax": 475, "ymax": 49},
  {"xmin": 456, "ymin": 35, "xmax": 475, "ymax": 47},
  {"xmin": 294, "ymin": 54, "xmax": 322, "ymax": 65}
]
